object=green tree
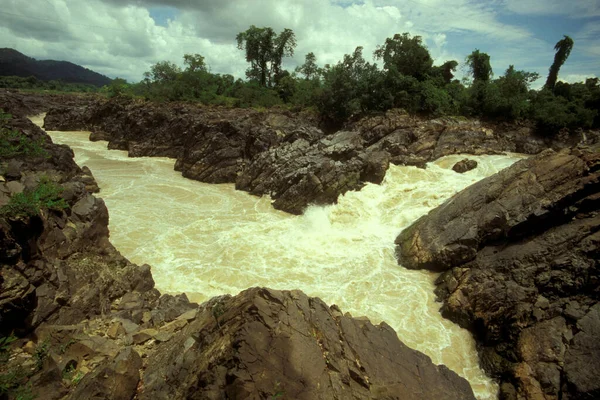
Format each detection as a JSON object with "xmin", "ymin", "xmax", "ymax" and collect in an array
[
  {"xmin": 430, "ymin": 60, "xmax": 459, "ymax": 84},
  {"xmin": 183, "ymin": 53, "xmax": 208, "ymax": 73},
  {"xmin": 105, "ymin": 77, "xmax": 129, "ymax": 98},
  {"xmin": 466, "ymin": 49, "xmax": 493, "ymax": 82},
  {"xmin": 236, "ymin": 26, "xmax": 296, "ymax": 87},
  {"xmin": 147, "ymin": 61, "xmax": 181, "ymax": 83},
  {"xmin": 296, "ymin": 52, "xmax": 319, "ymax": 80},
  {"xmin": 374, "ymin": 33, "xmax": 433, "ymax": 80},
  {"xmin": 318, "ymin": 47, "xmax": 385, "ymax": 125},
  {"xmin": 544, "ymin": 35, "xmax": 574, "ymax": 92}
]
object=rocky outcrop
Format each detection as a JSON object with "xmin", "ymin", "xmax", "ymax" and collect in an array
[
  {"xmin": 0, "ymin": 105, "xmax": 476, "ymax": 400},
  {"xmin": 139, "ymin": 287, "xmax": 475, "ymax": 400},
  {"xmin": 0, "ymin": 89, "xmax": 96, "ymax": 118},
  {"xmin": 350, "ymin": 109, "xmax": 598, "ymax": 166},
  {"xmin": 43, "ymin": 97, "xmax": 600, "ymax": 214},
  {"xmin": 236, "ymin": 130, "xmax": 389, "ymax": 214},
  {"xmin": 395, "ymin": 148, "xmax": 600, "ymax": 399}
]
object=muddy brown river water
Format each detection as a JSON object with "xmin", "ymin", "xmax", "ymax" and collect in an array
[{"xmin": 37, "ymin": 116, "xmax": 527, "ymax": 399}]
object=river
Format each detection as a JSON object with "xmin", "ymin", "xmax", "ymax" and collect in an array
[{"xmin": 36, "ymin": 116, "xmax": 527, "ymax": 399}]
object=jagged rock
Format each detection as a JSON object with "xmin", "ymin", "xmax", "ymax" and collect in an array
[
  {"xmin": 70, "ymin": 347, "xmax": 142, "ymax": 400},
  {"xmin": 452, "ymin": 158, "xmax": 478, "ymax": 173},
  {"xmin": 42, "ymin": 97, "xmax": 586, "ymax": 214},
  {"xmin": 564, "ymin": 304, "xmax": 600, "ymax": 398},
  {"xmin": 236, "ymin": 130, "xmax": 379, "ymax": 214},
  {"xmin": 395, "ymin": 148, "xmax": 600, "ymax": 399},
  {"xmin": 139, "ymin": 287, "xmax": 476, "ymax": 400}
]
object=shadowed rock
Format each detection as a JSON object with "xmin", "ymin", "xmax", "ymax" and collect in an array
[
  {"xmin": 395, "ymin": 147, "xmax": 600, "ymax": 399},
  {"xmin": 452, "ymin": 158, "xmax": 478, "ymax": 173}
]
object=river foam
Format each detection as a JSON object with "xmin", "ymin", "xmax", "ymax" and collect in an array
[{"xmin": 42, "ymin": 120, "xmax": 527, "ymax": 399}]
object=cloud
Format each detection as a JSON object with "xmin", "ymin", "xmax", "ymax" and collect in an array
[
  {"xmin": 0, "ymin": 0, "xmax": 597, "ymax": 84},
  {"xmin": 503, "ymin": 0, "xmax": 600, "ymax": 17}
]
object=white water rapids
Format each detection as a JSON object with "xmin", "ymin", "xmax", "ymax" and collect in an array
[{"xmin": 37, "ymin": 116, "xmax": 527, "ymax": 399}]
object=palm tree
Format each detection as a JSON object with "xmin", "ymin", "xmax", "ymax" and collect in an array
[{"xmin": 544, "ymin": 35, "xmax": 574, "ymax": 91}]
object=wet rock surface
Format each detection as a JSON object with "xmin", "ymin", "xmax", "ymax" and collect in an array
[
  {"xmin": 395, "ymin": 148, "xmax": 600, "ymax": 399},
  {"xmin": 0, "ymin": 96, "xmax": 475, "ymax": 400},
  {"xmin": 42, "ymin": 96, "xmax": 597, "ymax": 214},
  {"xmin": 452, "ymin": 158, "xmax": 478, "ymax": 173}
]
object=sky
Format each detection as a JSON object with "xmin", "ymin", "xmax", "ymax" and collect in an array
[{"xmin": 0, "ymin": 0, "xmax": 598, "ymax": 88}]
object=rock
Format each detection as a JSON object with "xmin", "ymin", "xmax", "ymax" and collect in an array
[
  {"xmin": 5, "ymin": 160, "xmax": 23, "ymax": 181},
  {"xmin": 70, "ymin": 347, "xmax": 142, "ymax": 400},
  {"xmin": 117, "ymin": 292, "xmax": 145, "ymax": 311},
  {"xmin": 360, "ymin": 150, "xmax": 390, "ymax": 184},
  {"xmin": 131, "ymin": 329, "xmax": 158, "ymax": 345},
  {"xmin": 452, "ymin": 158, "xmax": 478, "ymax": 173},
  {"xmin": 395, "ymin": 148, "xmax": 600, "ymax": 399},
  {"xmin": 235, "ymin": 130, "xmax": 376, "ymax": 214},
  {"xmin": 107, "ymin": 321, "xmax": 126, "ymax": 339},
  {"xmin": 564, "ymin": 304, "xmax": 600, "ymax": 398},
  {"xmin": 5, "ymin": 180, "xmax": 24, "ymax": 195},
  {"xmin": 42, "ymin": 97, "xmax": 576, "ymax": 214},
  {"xmin": 140, "ymin": 287, "xmax": 476, "ymax": 400}
]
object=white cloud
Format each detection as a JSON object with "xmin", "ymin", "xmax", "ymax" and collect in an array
[{"xmin": 0, "ymin": 0, "xmax": 596, "ymax": 85}]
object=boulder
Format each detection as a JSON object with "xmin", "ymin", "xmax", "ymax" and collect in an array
[
  {"xmin": 395, "ymin": 147, "xmax": 600, "ymax": 399},
  {"xmin": 452, "ymin": 158, "xmax": 478, "ymax": 173},
  {"xmin": 139, "ymin": 287, "xmax": 476, "ymax": 400}
]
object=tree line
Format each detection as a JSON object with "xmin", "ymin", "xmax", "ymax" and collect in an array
[{"xmin": 8, "ymin": 26, "xmax": 600, "ymax": 134}]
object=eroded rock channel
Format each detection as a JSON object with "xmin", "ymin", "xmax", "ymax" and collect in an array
[{"xmin": 2, "ymin": 91, "xmax": 597, "ymax": 399}]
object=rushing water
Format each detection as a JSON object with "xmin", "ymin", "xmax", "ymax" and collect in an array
[{"xmin": 37, "ymin": 116, "xmax": 527, "ymax": 399}]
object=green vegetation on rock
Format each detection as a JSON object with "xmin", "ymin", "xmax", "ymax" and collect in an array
[
  {"xmin": 0, "ymin": 178, "xmax": 68, "ymax": 218},
  {"xmin": 0, "ymin": 111, "xmax": 48, "ymax": 158}
]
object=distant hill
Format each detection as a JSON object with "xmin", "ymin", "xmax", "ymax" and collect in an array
[{"xmin": 0, "ymin": 48, "xmax": 112, "ymax": 87}]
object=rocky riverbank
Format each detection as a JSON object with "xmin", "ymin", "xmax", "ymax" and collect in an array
[
  {"xmin": 1, "ymin": 94, "xmax": 476, "ymax": 398},
  {"xmin": 396, "ymin": 147, "xmax": 600, "ymax": 399},
  {"xmin": 43, "ymin": 95, "xmax": 597, "ymax": 214}
]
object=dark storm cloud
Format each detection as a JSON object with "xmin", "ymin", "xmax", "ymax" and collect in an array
[{"xmin": 0, "ymin": 12, "xmax": 74, "ymax": 43}]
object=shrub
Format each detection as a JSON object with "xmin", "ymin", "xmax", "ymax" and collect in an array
[
  {"xmin": 0, "ymin": 112, "xmax": 48, "ymax": 158},
  {"xmin": 0, "ymin": 179, "xmax": 68, "ymax": 218},
  {"xmin": 532, "ymin": 90, "xmax": 596, "ymax": 135}
]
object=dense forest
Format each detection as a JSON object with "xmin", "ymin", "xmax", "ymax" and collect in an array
[{"xmin": 3, "ymin": 29, "xmax": 600, "ymax": 133}]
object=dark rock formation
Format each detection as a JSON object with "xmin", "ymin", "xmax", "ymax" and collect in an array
[
  {"xmin": 0, "ymin": 105, "xmax": 476, "ymax": 400},
  {"xmin": 452, "ymin": 158, "xmax": 478, "ymax": 173},
  {"xmin": 0, "ymin": 89, "xmax": 96, "ymax": 117},
  {"xmin": 395, "ymin": 148, "xmax": 600, "ymax": 399},
  {"xmin": 236, "ymin": 130, "xmax": 389, "ymax": 214},
  {"xmin": 140, "ymin": 287, "xmax": 475, "ymax": 400},
  {"xmin": 45, "ymin": 98, "xmax": 389, "ymax": 213},
  {"xmin": 43, "ymin": 98, "xmax": 600, "ymax": 214}
]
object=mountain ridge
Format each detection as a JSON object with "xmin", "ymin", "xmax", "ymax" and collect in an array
[{"xmin": 0, "ymin": 48, "xmax": 112, "ymax": 87}]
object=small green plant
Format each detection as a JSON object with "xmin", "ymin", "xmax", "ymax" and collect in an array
[
  {"xmin": 0, "ymin": 335, "xmax": 17, "ymax": 353},
  {"xmin": 0, "ymin": 178, "xmax": 68, "ymax": 218},
  {"xmin": 13, "ymin": 383, "xmax": 35, "ymax": 400},
  {"xmin": 212, "ymin": 302, "xmax": 225, "ymax": 329},
  {"xmin": 271, "ymin": 381, "xmax": 284, "ymax": 399},
  {"xmin": 0, "ymin": 366, "xmax": 28, "ymax": 395},
  {"xmin": 70, "ymin": 371, "xmax": 84, "ymax": 387},
  {"xmin": 0, "ymin": 111, "xmax": 48, "ymax": 159},
  {"xmin": 0, "ymin": 334, "xmax": 17, "ymax": 364},
  {"xmin": 33, "ymin": 340, "xmax": 49, "ymax": 371}
]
